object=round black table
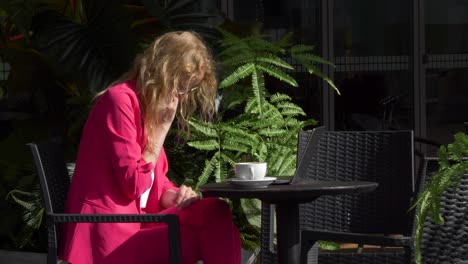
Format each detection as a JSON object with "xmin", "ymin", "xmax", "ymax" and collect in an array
[{"xmin": 200, "ymin": 179, "xmax": 378, "ymax": 264}]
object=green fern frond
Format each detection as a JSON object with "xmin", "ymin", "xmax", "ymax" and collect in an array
[
  {"xmin": 256, "ymin": 54, "xmax": 293, "ymax": 70},
  {"xmin": 220, "ymin": 125, "xmax": 256, "ymax": 140},
  {"xmin": 245, "ymin": 36, "xmax": 284, "ymax": 54},
  {"xmin": 221, "ymin": 141, "xmax": 250, "ymax": 153},
  {"xmin": 251, "ymin": 119, "xmax": 283, "ymax": 131},
  {"xmin": 220, "ymin": 152, "xmax": 237, "ymax": 167},
  {"xmin": 268, "ymin": 146, "xmax": 296, "ymax": 175},
  {"xmin": 290, "ymin": 44, "xmax": 316, "ymax": 54},
  {"xmin": 282, "ymin": 118, "xmax": 303, "ymax": 128},
  {"xmin": 256, "ymin": 63, "xmax": 298, "ymax": 87},
  {"xmin": 270, "ymin": 93, "xmax": 292, "ymax": 103},
  {"xmin": 255, "ymin": 142, "xmax": 268, "ymax": 162},
  {"xmin": 24, "ymin": 207, "xmax": 44, "ymax": 229},
  {"xmin": 219, "ymin": 63, "xmax": 255, "ymax": 89},
  {"xmin": 6, "ymin": 190, "xmax": 36, "ymax": 210},
  {"xmin": 259, "ymin": 106, "xmax": 283, "ymax": 120},
  {"xmin": 303, "ymin": 65, "xmax": 340, "ymax": 95},
  {"xmin": 275, "ymin": 32, "xmax": 294, "ymax": 48},
  {"xmin": 189, "ymin": 119, "xmax": 218, "ymax": 137},
  {"xmin": 195, "ymin": 153, "xmax": 220, "ymax": 189},
  {"xmin": 251, "ymin": 67, "xmax": 266, "ymax": 114},
  {"xmin": 187, "ymin": 139, "xmax": 219, "ymax": 150},
  {"xmin": 277, "ymin": 102, "xmax": 306, "ymax": 116},
  {"xmin": 244, "ymin": 97, "xmax": 260, "ymax": 113},
  {"xmin": 267, "ymin": 148, "xmax": 288, "ymax": 173},
  {"xmin": 221, "ymin": 134, "xmax": 258, "ymax": 147},
  {"xmin": 213, "ymin": 159, "xmax": 226, "ymax": 182},
  {"xmin": 218, "ymin": 43, "xmax": 253, "ymax": 58},
  {"xmin": 258, "ymin": 128, "xmax": 288, "ymax": 137},
  {"xmin": 222, "ymin": 53, "xmax": 255, "ymax": 67},
  {"xmin": 217, "ymin": 28, "xmax": 242, "ymax": 46},
  {"xmin": 293, "ymin": 53, "xmax": 335, "ymax": 67}
]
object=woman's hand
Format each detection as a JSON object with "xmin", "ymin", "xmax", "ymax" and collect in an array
[
  {"xmin": 161, "ymin": 185, "xmax": 200, "ymax": 209},
  {"xmin": 142, "ymin": 95, "xmax": 179, "ymax": 163},
  {"xmin": 158, "ymin": 95, "xmax": 179, "ymax": 128}
]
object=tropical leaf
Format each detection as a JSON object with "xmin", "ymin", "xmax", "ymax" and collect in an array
[
  {"xmin": 195, "ymin": 153, "xmax": 220, "ymax": 189},
  {"xmin": 256, "ymin": 63, "xmax": 298, "ymax": 87},
  {"xmin": 275, "ymin": 32, "xmax": 293, "ymax": 49},
  {"xmin": 270, "ymin": 93, "xmax": 293, "ymax": 103},
  {"xmin": 258, "ymin": 128, "xmax": 288, "ymax": 137},
  {"xmin": 6, "ymin": 190, "xmax": 36, "ymax": 210},
  {"xmin": 31, "ymin": 1, "xmax": 136, "ymax": 92},
  {"xmin": 303, "ymin": 64, "xmax": 340, "ymax": 95},
  {"xmin": 221, "ymin": 141, "xmax": 250, "ymax": 153},
  {"xmin": 251, "ymin": 66, "xmax": 265, "ymax": 114},
  {"xmin": 187, "ymin": 139, "xmax": 219, "ymax": 150},
  {"xmin": 277, "ymin": 102, "xmax": 306, "ymax": 116},
  {"xmin": 222, "ymin": 53, "xmax": 254, "ymax": 67},
  {"xmin": 189, "ymin": 119, "xmax": 217, "ymax": 137},
  {"xmin": 277, "ymin": 154, "xmax": 296, "ymax": 175},
  {"xmin": 245, "ymin": 35, "xmax": 284, "ymax": 54},
  {"xmin": 219, "ymin": 63, "xmax": 255, "ymax": 89},
  {"xmin": 290, "ymin": 44, "xmax": 315, "ymax": 54},
  {"xmin": 292, "ymin": 51, "xmax": 335, "ymax": 67},
  {"xmin": 256, "ymin": 53, "xmax": 293, "ymax": 70}
]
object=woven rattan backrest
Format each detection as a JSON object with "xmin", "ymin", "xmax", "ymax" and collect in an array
[
  {"xmin": 297, "ymin": 127, "xmax": 415, "ymax": 235},
  {"xmin": 29, "ymin": 142, "xmax": 70, "ymax": 214}
]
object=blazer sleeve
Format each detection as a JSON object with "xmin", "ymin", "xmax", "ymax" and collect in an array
[
  {"xmin": 101, "ymin": 90, "xmax": 154, "ymax": 200},
  {"xmin": 157, "ymin": 148, "xmax": 179, "ymax": 194}
]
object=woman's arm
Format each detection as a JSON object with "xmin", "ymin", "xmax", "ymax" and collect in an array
[{"xmin": 103, "ymin": 87, "xmax": 179, "ymax": 200}]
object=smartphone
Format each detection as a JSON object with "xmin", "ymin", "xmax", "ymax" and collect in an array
[{"xmin": 271, "ymin": 179, "xmax": 291, "ymax": 185}]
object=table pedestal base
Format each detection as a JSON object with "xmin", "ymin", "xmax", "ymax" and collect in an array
[{"xmin": 276, "ymin": 203, "xmax": 300, "ymax": 264}]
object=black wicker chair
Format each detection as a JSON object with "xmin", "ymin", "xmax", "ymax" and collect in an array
[
  {"xmin": 261, "ymin": 127, "xmax": 416, "ymax": 264},
  {"xmin": 417, "ymin": 156, "xmax": 468, "ymax": 264},
  {"xmin": 28, "ymin": 141, "xmax": 182, "ymax": 264}
]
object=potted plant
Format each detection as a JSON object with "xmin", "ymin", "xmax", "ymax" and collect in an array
[{"xmin": 411, "ymin": 132, "xmax": 468, "ymax": 264}]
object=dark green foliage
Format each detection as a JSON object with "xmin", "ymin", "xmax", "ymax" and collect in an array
[
  {"xmin": 189, "ymin": 94, "xmax": 315, "ymax": 189},
  {"xmin": 184, "ymin": 29, "xmax": 341, "ymax": 250},
  {"xmin": 217, "ymin": 29, "xmax": 338, "ymax": 115}
]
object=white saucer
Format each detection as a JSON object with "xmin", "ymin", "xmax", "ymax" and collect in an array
[{"xmin": 226, "ymin": 177, "xmax": 277, "ymax": 188}]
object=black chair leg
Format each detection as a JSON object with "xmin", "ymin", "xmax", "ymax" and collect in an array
[
  {"xmin": 404, "ymin": 246, "xmax": 412, "ymax": 264},
  {"xmin": 300, "ymin": 238, "xmax": 317, "ymax": 264}
]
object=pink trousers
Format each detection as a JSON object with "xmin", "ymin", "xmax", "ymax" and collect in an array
[{"xmin": 103, "ymin": 197, "xmax": 241, "ymax": 264}]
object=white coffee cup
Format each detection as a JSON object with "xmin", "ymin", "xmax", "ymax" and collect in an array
[{"xmin": 234, "ymin": 162, "xmax": 267, "ymax": 181}]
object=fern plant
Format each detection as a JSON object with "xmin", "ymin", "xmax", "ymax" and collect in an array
[
  {"xmin": 217, "ymin": 29, "xmax": 339, "ymax": 114},
  {"xmin": 186, "ymin": 29, "xmax": 338, "ymax": 251},
  {"xmin": 411, "ymin": 132, "xmax": 468, "ymax": 264},
  {"xmin": 189, "ymin": 93, "xmax": 316, "ymax": 189}
]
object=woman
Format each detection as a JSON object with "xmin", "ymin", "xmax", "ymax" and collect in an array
[{"xmin": 61, "ymin": 31, "xmax": 241, "ymax": 264}]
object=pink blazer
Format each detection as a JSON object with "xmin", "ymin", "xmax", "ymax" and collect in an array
[{"xmin": 61, "ymin": 81, "xmax": 178, "ymax": 264}]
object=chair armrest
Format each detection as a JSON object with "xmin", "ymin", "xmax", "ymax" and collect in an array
[
  {"xmin": 301, "ymin": 230, "xmax": 413, "ymax": 247},
  {"xmin": 49, "ymin": 213, "xmax": 178, "ymax": 224}
]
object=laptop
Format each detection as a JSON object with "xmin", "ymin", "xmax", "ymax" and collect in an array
[{"xmin": 271, "ymin": 127, "xmax": 324, "ymax": 185}]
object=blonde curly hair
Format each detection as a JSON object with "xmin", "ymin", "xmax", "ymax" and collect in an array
[{"xmin": 102, "ymin": 31, "xmax": 217, "ymax": 147}]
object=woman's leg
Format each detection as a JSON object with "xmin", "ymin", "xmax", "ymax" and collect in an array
[
  {"xmin": 159, "ymin": 197, "xmax": 241, "ymax": 264},
  {"xmin": 106, "ymin": 198, "xmax": 241, "ymax": 264},
  {"xmin": 102, "ymin": 223, "xmax": 201, "ymax": 264}
]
